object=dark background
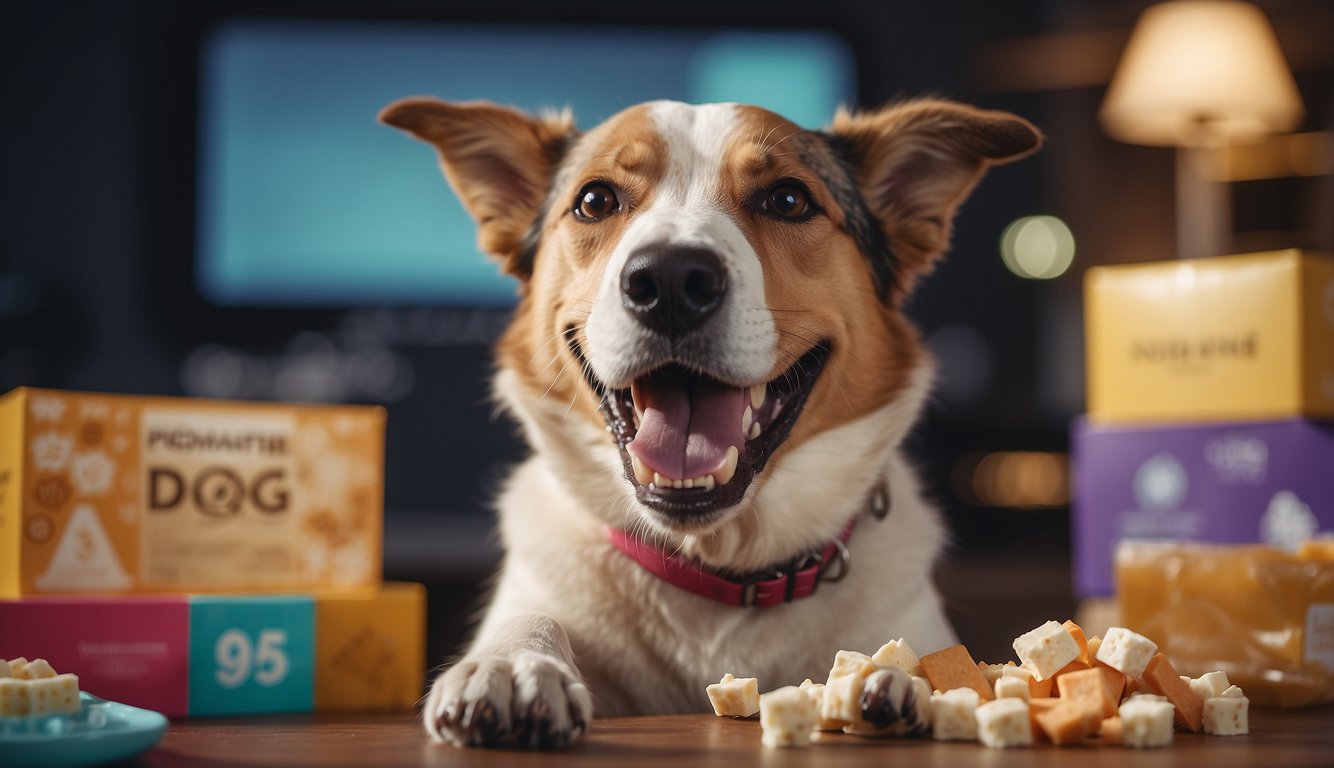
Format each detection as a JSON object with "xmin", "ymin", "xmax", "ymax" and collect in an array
[{"xmin": 3, "ymin": 0, "xmax": 1331, "ymax": 668}]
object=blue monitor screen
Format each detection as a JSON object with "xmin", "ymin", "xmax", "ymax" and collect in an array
[{"xmin": 196, "ymin": 20, "xmax": 856, "ymax": 307}]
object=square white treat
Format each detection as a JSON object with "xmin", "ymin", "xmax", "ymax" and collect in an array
[
  {"xmin": 760, "ymin": 685, "xmax": 819, "ymax": 747},
  {"xmin": 1119, "ymin": 696, "xmax": 1174, "ymax": 748},
  {"xmin": 979, "ymin": 663, "xmax": 1007, "ymax": 687},
  {"xmin": 707, "ymin": 673, "xmax": 760, "ymax": 717},
  {"xmin": 1095, "ymin": 627, "xmax": 1158, "ymax": 677},
  {"xmin": 28, "ymin": 674, "xmax": 81, "ymax": 716},
  {"xmin": 976, "ymin": 698, "xmax": 1033, "ymax": 748},
  {"xmin": 871, "ymin": 639, "xmax": 922, "ymax": 676},
  {"xmin": 994, "ymin": 676, "xmax": 1030, "ymax": 701},
  {"xmin": 1203, "ymin": 686, "xmax": 1249, "ymax": 736},
  {"xmin": 0, "ymin": 679, "xmax": 31, "ymax": 716},
  {"xmin": 1185, "ymin": 671, "xmax": 1231, "ymax": 702},
  {"xmin": 7, "ymin": 658, "xmax": 31, "ymax": 680},
  {"xmin": 0, "ymin": 659, "xmax": 10, "ymax": 679},
  {"xmin": 930, "ymin": 688, "xmax": 981, "ymax": 742},
  {"xmin": 24, "ymin": 659, "xmax": 57, "ymax": 680},
  {"xmin": 821, "ymin": 670, "xmax": 866, "ymax": 724},
  {"xmin": 1012, "ymin": 620, "xmax": 1080, "ymax": 682},
  {"xmin": 827, "ymin": 650, "xmax": 877, "ymax": 683}
]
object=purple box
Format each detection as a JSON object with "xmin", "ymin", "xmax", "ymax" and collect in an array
[{"xmin": 1072, "ymin": 418, "xmax": 1334, "ymax": 596}]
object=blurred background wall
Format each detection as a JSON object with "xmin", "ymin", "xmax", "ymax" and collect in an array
[{"xmin": 2, "ymin": 0, "xmax": 1331, "ymax": 666}]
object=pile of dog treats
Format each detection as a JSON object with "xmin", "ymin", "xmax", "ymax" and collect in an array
[
  {"xmin": 1, "ymin": 657, "xmax": 82, "ymax": 717},
  {"xmin": 706, "ymin": 619, "xmax": 1249, "ymax": 749}
]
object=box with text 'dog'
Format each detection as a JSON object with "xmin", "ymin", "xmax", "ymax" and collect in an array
[
  {"xmin": 1084, "ymin": 250, "xmax": 1334, "ymax": 424},
  {"xmin": 0, "ymin": 583, "xmax": 425, "ymax": 716},
  {"xmin": 0, "ymin": 387, "xmax": 385, "ymax": 596}
]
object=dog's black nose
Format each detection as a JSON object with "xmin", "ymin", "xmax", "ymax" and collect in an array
[{"xmin": 620, "ymin": 246, "xmax": 727, "ymax": 338}]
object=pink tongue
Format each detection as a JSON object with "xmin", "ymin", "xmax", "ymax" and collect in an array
[{"xmin": 626, "ymin": 368, "xmax": 747, "ymax": 482}]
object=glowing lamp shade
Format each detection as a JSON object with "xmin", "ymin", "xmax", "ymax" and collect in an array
[{"xmin": 1100, "ymin": 1, "xmax": 1303, "ymax": 147}]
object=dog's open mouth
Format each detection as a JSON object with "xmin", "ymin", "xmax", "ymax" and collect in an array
[{"xmin": 576, "ymin": 341, "xmax": 831, "ymax": 524}]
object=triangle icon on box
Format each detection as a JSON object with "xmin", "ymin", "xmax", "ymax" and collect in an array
[{"xmin": 35, "ymin": 504, "xmax": 132, "ymax": 591}]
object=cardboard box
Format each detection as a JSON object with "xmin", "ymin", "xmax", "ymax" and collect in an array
[
  {"xmin": 0, "ymin": 582, "xmax": 425, "ymax": 716},
  {"xmin": 1072, "ymin": 418, "xmax": 1334, "ymax": 596},
  {"xmin": 1084, "ymin": 250, "xmax": 1334, "ymax": 423},
  {"xmin": 0, "ymin": 387, "xmax": 385, "ymax": 596}
]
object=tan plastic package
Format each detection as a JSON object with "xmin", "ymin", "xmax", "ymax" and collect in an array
[{"xmin": 1115, "ymin": 541, "xmax": 1334, "ymax": 707}]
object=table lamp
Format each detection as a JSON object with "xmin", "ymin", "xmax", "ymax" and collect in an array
[{"xmin": 1099, "ymin": 0, "xmax": 1304, "ymax": 259}]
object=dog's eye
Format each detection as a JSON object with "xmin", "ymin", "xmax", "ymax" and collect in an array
[
  {"xmin": 574, "ymin": 183, "xmax": 619, "ymax": 220},
  {"xmin": 765, "ymin": 183, "xmax": 811, "ymax": 219}
]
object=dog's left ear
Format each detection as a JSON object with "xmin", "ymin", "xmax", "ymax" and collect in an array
[
  {"xmin": 380, "ymin": 98, "xmax": 576, "ymax": 279},
  {"xmin": 826, "ymin": 99, "xmax": 1041, "ymax": 290}
]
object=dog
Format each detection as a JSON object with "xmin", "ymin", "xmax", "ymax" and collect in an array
[{"xmin": 380, "ymin": 96, "xmax": 1040, "ymax": 747}]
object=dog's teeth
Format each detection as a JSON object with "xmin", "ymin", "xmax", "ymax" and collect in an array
[
  {"xmin": 697, "ymin": 474, "xmax": 715, "ymax": 491},
  {"xmin": 748, "ymin": 421, "xmax": 761, "ymax": 440},
  {"xmin": 683, "ymin": 478, "xmax": 694, "ymax": 489},
  {"xmin": 742, "ymin": 405, "xmax": 753, "ymax": 436},
  {"xmin": 653, "ymin": 472, "xmax": 666, "ymax": 488},
  {"xmin": 749, "ymin": 384, "xmax": 766, "ymax": 411},
  {"xmin": 672, "ymin": 479, "xmax": 684, "ymax": 489},
  {"xmin": 631, "ymin": 455, "xmax": 653, "ymax": 485},
  {"xmin": 713, "ymin": 445, "xmax": 740, "ymax": 487}
]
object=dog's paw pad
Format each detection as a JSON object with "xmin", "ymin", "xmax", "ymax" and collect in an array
[{"xmin": 424, "ymin": 653, "xmax": 591, "ymax": 749}]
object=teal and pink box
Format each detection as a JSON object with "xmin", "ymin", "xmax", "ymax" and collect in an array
[{"xmin": 0, "ymin": 583, "xmax": 424, "ymax": 717}]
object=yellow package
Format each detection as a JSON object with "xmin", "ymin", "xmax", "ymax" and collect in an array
[
  {"xmin": 0, "ymin": 387, "xmax": 385, "ymax": 596},
  {"xmin": 1116, "ymin": 540, "xmax": 1334, "ymax": 707},
  {"xmin": 1085, "ymin": 249, "xmax": 1334, "ymax": 424},
  {"xmin": 315, "ymin": 582, "xmax": 426, "ymax": 711}
]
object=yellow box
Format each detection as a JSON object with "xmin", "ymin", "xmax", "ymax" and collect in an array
[
  {"xmin": 315, "ymin": 582, "xmax": 427, "ymax": 711},
  {"xmin": 0, "ymin": 387, "xmax": 385, "ymax": 596},
  {"xmin": 1085, "ymin": 250, "xmax": 1334, "ymax": 423}
]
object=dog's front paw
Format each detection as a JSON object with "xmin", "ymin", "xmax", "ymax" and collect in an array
[{"xmin": 423, "ymin": 651, "xmax": 593, "ymax": 748}]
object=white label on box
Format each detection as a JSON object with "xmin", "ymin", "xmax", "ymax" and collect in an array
[
  {"xmin": 1307, "ymin": 603, "xmax": 1334, "ymax": 672},
  {"xmin": 140, "ymin": 409, "xmax": 297, "ymax": 588}
]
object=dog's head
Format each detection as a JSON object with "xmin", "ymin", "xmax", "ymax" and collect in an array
[{"xmin": 382, "ymin": 98, "xmax": 1039, "ymax": 557}]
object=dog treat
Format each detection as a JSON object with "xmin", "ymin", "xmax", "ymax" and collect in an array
[
  {"xmin": 871, "ymin": 638, "xmax": 922, "ymax": 676},
  {"xmin": 994, "ymin": 675, "xmax": 1030, "ymax": 701},
  {"xmin": 1096, "ymin": 627, "xmax": 1158, "ymax": 677},
  {"xmin": 1055, "ymin": 667, "xmax": 1121, "ymax": 724},
  {"xmin": 1001, "ymin": 664, "xmax": 1053, "ymax": 698},
  {"xmin": 28, "ymin": 674, "xmax": 81, "ymax": 716},
  {"xmin": 23, "ymin": 658, "xmax": 57, "ymax": 679},
  {"xmin": 821, "ymin": 670, "xmax": 866, "ymax": 724},
  {"xmin": 930, "ymin": 688, "xmax": 980, "ymax": 741},
  {"xmin": 1, "ymin": 658, "xmax": 82, "ymax": 717},
  {"xmin": 1202, "ymin": 686, "xmax": 1249, "ymax": 736},
  {"xmin": 7, "ymin": 657, "xmax": 31, "ymax": 680},
  {"xmin": 1063, "ymin": 620, "xmax": 1091, "ymax": 664},
  {"xmin": 1034, "ymin": 700, "xmax": 1097, "ymax": 745},
  {"xmin": 759, "ymin": 686, "xmax": 819, "ymax": 747},
  {"xmin": 733, "ymin": 626, "xmax": 1254, "ymax": 753},
  {"xmin": 828, "ymin": 650, "xmax": 877, "ymax": 682},
  {"xmin": 707, "ymin": 673, "xmax": 760, "ymax": 718},
  {"xmin": 920, "ymin": 645, "xmax": 992, "ymax": 700},
  {"xmin": 854, "ymin": 668, "xmax": 932, "ymax": 737},
  {"xmin": 1099, "ymin": 715, "xmax": 1123, "ymax": 745},
  {"xmin": 1013, "ymin": 621, "xmax": 1081, "ymax": 682},
  {"xmin": 798, "ymin": 678, "xmax": 843, "ymax": 731},
  {"xmin": 975, "ymin": 697, "xmax": 1033, "ymax": 748},
  {"xmin": 1141, "ymin": 653, "xmax": 1204, "ymax": 732},
  {"xmin": 1184, "ymin": 671, "xmax": 1231, "ymax": 702},
  {"xmin": 1118, "ymin": 696, "xmax": 1175, "ymax": 748}
]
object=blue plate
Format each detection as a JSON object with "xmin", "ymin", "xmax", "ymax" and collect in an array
[{"xmin": 0, "ymin": 692, "xmax": 169, "ymax": 768}]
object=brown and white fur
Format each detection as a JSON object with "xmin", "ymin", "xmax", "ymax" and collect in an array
[{"xmin": 380, "ymin": 97, "xmax": 1040, "ymax": 747}]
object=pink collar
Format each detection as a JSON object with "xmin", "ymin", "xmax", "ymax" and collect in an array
[{"xmin": 605, "ymin": 515, "xmax": 860, "ymax": 608}]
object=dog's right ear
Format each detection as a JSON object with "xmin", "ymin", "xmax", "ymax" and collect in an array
[{"xmin": 380, "ymin": 98, "xmax": 576, "ymax": 279}]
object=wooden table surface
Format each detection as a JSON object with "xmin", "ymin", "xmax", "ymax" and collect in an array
[{"xmin": 129, "ymin": 708, "xmax": 1334, "ymax": 767}]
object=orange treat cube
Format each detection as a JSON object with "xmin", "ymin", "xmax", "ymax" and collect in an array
[
  {"xmin": 920, "ymin": 645, "xmax": 993, "ymax": 700},
  {"xmin": 1055, "ymin": 668, "xmax": 1121, "ymax": 721},
  {"xmin": 1063, "ymin": 620, "xmax": 1091, "ymax": 665},
  {"xmin": 1034, "ymin": 700, "xmax": 1097, "ymax": 745},
  {"xmin": 1141, "ymin": 653, "xmax": 1204, "ymax": 732},
  {"xmin": 1100, "ymin": 715, "xmax": 1124, "ymax": 744}
]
